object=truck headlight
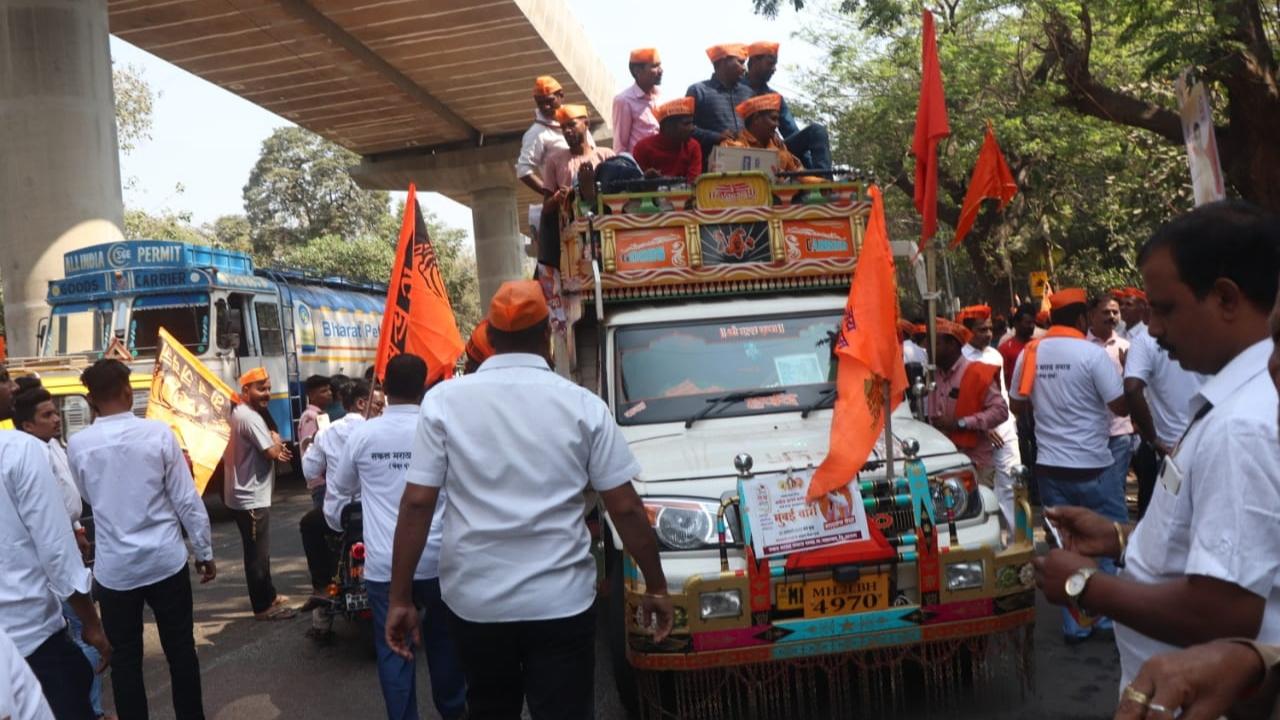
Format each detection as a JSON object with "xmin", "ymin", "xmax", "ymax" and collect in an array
[
  {"xmin": 932, "ymin": 468, "xmax": 981, "ymax": 521},
  {"xmin": 945, "ymin": 561, "xmax": 985, "ymax": 591},
  {"xmin": 699, "ymin": 590, "xmax": 742, "ymax": 620},
  {"xmin": 643, "ymin": 498, "xmax": 734, "ymax": 551}
]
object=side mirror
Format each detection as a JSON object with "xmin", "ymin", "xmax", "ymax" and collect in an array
[
  {"xmin": 36, "ymin": 317, "xmax": 50, "ymax": 356},
  {"xmin": 216, "ymin": 301, "xmax": 243, "ymax": 350}
]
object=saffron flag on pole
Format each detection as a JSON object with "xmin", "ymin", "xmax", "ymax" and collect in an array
[
  {"xmin": 951, "ymin": 124, "xmax": 1017, "ymax": 249},
  {"xmin": 374, "ymin": 184, "xmax": 465, "ymax": 385},
  {"xmin": 806, "ymin": 186, "xmax": 909, "ymax": 502},
  {"xmin": 912, "ymin": 9, "xmax": 950, "ymax": 254},
  {"xmin": 148, "ymin": 327, "xmax": 235, "ymax": 495}
]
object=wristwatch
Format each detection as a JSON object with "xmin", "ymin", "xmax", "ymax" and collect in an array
[
  {"xmin": 957, "ymin": 418, "xmax": 969, "ymax": 430},
  {"xmin": 1065, "ymin": 567, "xmax": 1098, "ymax": 615}
]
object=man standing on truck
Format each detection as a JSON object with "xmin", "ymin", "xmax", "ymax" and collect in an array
[
  {"xmin": 686, "ymin": 43, "xmax": 754, "ymax": 166},
  {"xmin": 0, "ymin": 363, "xmax": 110, "ymax": 719},
  {"xmin": 225, "ymin": 367, "xmax": 296, "ymax": 621},
  {"xmin": 69, "ymin": 359, "xmax": 214, "ymax": 720},
  {"xmin": 385, "ymin": 280, "xmax": 673, "ymax": 720},
  {"xmin": 926, "ymin": 318, "xmax": 1009, "ymax": 495},
  {"xmin": 329, "ymin": 355, "xmax": 466, "ymax": 720},
  {"xmin": 611, "ymin": 48, "xmax": 662, "ymax": 156}
]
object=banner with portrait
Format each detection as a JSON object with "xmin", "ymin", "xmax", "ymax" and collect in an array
[{"xmin": 147, "ymin": 327, "xmax": 234, "ymax": 494}]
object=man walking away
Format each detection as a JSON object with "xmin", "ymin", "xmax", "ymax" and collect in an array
[
  {"xmin": 224, "ymin": 367, "xmax": 295, "ymax": 620},
  {"xmin": 0, "ymin": 364, "xmax": 109, "ymax": 720},
  {"xmin": 1085, "ymin": 293, "xmax": 1135, "ymax": 523},
  {"xmin": 1034, "ymin": 201, "xmax": 1280, "ymax": 691},
  {"xmin": 68, "ymin": 359, "xmax": 214, "ymax": 720},
  {"xmin": 386, "ymin": 280, "xmax": 672, "ymax": 720},
  {"xmin": 329, "ymin": 355, "xmax": 466, "ymax": 720},
  {"xmin": 1010, "ymin": 288, "xmax": 1128, "ymax": 644}
]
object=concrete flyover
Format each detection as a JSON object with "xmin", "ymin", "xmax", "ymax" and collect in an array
[{"xmin": 0, "ymin": 0, "xmax": 614, "ymax": 355}]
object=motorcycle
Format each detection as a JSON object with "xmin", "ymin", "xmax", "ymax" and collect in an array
[{"xmin": 317, "ymin": 501, "xmax": 375, "ymax": 651}]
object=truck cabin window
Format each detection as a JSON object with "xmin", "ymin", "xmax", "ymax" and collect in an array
[
  {"xmin": 129, "ymin": 294, "xmax": 211, "ymax": 356},
  {"xmin": 615, "ymin": 311, "xmax": 841, "ymax": 425},
  {"xmin": 48, "ymin": 303, "xmax": 112, "ymax": 355}
]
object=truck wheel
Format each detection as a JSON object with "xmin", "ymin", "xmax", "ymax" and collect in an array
[{"xmin": 606, "ymin": 545, "xmax": 640, "ymax": 716}]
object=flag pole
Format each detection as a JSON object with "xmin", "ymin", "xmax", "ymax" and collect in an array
[{"xmin": 883, "ymin": 380, "xmax": 895, "ymax": 483}]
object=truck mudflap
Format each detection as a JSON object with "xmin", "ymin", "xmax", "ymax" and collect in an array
[{"xmin": 617, "ymin": 457, "xmax": 1037, "ymax": 719}]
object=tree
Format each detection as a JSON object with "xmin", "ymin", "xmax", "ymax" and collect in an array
[
  {"xmin": 114, "ymin": 63, "xmax": 155, "ymax": 155},
  {"xmin": 243, "ymin": 127, "xmax": 392, "ymax": 258},
  {"xmin": 124, "ymin": 208, "xmax": 210, "ymax": 245},
  {"xmin": 207, "ymin": 214, "xmax": 252, "ymax": 253}
]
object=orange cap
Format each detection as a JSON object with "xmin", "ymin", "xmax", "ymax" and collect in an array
[
  {"xmin": 629, "ymin": 48, "xmax": 660, "ymax": 65},
  {"xmin": 957, "ymin": 304, "xmax": 992, "ymax": 322},
  {"xmin": 654, "ymin": 97, "xmax": 695, "ymax": 121},
  {"xmin": 238, "ymin": 367, "xmax": 268, "ymax": 388},
  {"xmin": 735, "ymin": 92, "xmax": 782, "ymax": 120},
  {"xmin": 936, "ymin": 318, "xmax": 972, "ymax": 345},
  {"xmin": 554, "ymin": 104, "xmax": 588, "ymax": 125},
  {"xmin": 465, "ymin": 320, "xmax": 494, "ymax": 364},
  {"xmin": 1049, "ymin": 288, "xmax": 1088, "ymax": 310},
  {"xmin": 896, "ymin": 319, "xmax": 915, "ymax": 335},
  {"xmin": 913, "ymin": 324, "xmax": 927, "ymax": 335},
  {"xmin": 706, "ymin": 43, "xmax": 748, "ymax": 62},
  {"xmin": 533, "ymin": 76, "xmax": 562, "ymax": 97},
  {"xmin": 1129, "ymin": 288, "xmax": 1147, "ymax": 302},
  {"xmin": 489, "ymin": 280, "xmax": 550, "ymax": 332},
  {"xmin": 748, "ymin": 41, "xmax": 780, "ymax": 58}
]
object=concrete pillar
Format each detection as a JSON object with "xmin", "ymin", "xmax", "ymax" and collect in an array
[
  {"xmin": 469, "ymin": 186, "xmax": 525, "ymax": 307},
  {"xmin": 0, "ymin": 0, "xmax": 123, "ymax": 357}
]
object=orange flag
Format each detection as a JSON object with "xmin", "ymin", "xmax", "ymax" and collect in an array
[
  {"xmin": 807, "ymin": 186, "xmax": 909, "ymax": 502},
  {"xmin": 912, "ymin": 9, "xmax": 950, "ymax": 253},
  {"xmin": 374, "ymin": 184, "xmax": 465, "ymax": 385},
  {"xmin": 951, "ymin": 125, "xmax": 1017, "ymax": 248}
]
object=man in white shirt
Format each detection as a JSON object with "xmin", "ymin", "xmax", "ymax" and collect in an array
[
  {"xmin": 1010, "ymin": 288, "xmax": 1129, "ymax": 643},
  {"xmin": 12, "ymin": 387, "xmax": 106, "ymax": 719},
  {"xmin": 1124, "ymin": 313, "xmax": 1204, "ymax": 519},
  {"xmin": 1034, "ymin": 201, "xmax": 1280, "ymax": 696},
  {"xmin": 298, "ymin": 380, "xmax": 381, "ymax": 630},
  {"xmin": 959, "ymin": 306, "xmax": 1022, "ymax": 535},
  {"xmin": 385, "ymin": 281, "xmax": 672, "ymax": 720},
  {"xmin": 0, "ymin": 365, "xmax": 108, "ymax": 720},
  {"xmin": 68, "ymin": 359, "xmax": 214, "ymax": 720},
  {"xmin": 0, "ymin": 625, "xmax": 55, "ymax": 720},
  {"xmin": 1118, "ymin": 287, "xmax": 1149, "ymax": 340},
  {"xmin": 1085, "ymin": 293, "xmax": 1135, "ymax": 527},
  {"xmin": 329, "ymin": 355, "xmax": 465, "ymax": 720},
  {"xmin": 223, "ymin": 367, "xmax": 295, "ymax": 620}
]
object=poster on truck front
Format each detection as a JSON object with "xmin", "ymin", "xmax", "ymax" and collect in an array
[{"xmin": 741, "ymin": 467, "xmax": 873, "ymax": 558}]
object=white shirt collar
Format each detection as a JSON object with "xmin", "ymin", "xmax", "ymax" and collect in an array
[
  {"xmin": 477, "ymin": 353, "xmax": 551, "ymax": 372},
  {"xmin": 96, "ymin": 411, "xmax": 135, "ymax": 424},
  {"xmin": 1193, "ymin": 338, "xmax": 1272, "ymax": 412},
  {"xmin": 380, "ymin": 404, "xmax": 418, "ymax": 416}
]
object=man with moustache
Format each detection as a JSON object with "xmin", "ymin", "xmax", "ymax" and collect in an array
[
  {"xmin": 686, "ymin": 43, "xmax": 754, "ymax": 165},
  {"xmin": 612, "ymin": 48, "xmax": 662, "ymax": 155}
]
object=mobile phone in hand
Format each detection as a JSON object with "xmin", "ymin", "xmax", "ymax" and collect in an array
[{"xmin": 1042, "ymin": 511, "xmax": 1066, "ymax": 549}]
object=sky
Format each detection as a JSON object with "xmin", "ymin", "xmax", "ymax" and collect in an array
[{"xmin": 114, "ymin": 0, "xmax": 822, "ymax": 246}]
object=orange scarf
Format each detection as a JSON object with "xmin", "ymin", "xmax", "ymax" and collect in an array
[
  {"xmin": 1015, "ymin": 326, "xmax": 1087, "ymax": 396},
  {"xmin": 949, "ymin": 361, "xmax": 1001, "ymax": 449}
]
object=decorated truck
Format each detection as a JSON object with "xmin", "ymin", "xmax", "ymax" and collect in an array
[{"xmin": 551, "ymin": 171, "xmax": 1036, "ymax": 718}]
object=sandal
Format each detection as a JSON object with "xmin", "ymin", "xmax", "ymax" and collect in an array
[{"xmin": 254, "ymin": 596, "xmax": 298, "ymax": 621}]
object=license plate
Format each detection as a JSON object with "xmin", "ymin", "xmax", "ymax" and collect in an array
[{"xmin": 776, "ymin": 574, "xmax": 890, "ymax": 618}]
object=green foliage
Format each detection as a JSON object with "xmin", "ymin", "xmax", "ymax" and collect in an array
[
  {"xmin": 124, "ymin": 208, "xmax": 211, "ymax": 245},
  {"xmin": 113, "ymin": 63, "xmax": 154, "ymax": 155},
  {"xmin": 242, "ymin": 127, "xmax": 392, "ymax": 259},
  {"xmin": 208, "ymin": 214, "xmax": 252, "ymax": 253}
]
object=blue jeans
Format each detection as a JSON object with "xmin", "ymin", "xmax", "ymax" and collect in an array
[
  {"xmin": 784, "ymin": 123, "xmax": 832, "ymax": 170},
  {"xmin": 62, "ymin": 601, "xmax": 104, "ymax": 717},
  {"xmin": 1037, "ymin": 463, "xmax": 1128, "ymax": 639},
  {"xmin": 367, "ymin": 579, "xmax": 467, "ymax": 720},
  {"xmin": 1102, "ymin": 435, "xmax": 1135, "ymax": 517}
]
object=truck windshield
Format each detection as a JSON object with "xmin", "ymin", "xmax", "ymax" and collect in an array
[
  {"xmin": 615, "ymin": 311, "xmax": 842, "ymax": 425},
  {"xmin": 46, "ymin": 303, "xmax": 113, "ymax": 355},
  {"xmin": 129, "ymin": 293, "xmax": 211, "ymax": 356}
]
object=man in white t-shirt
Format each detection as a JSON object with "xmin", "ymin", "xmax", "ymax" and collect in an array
[
  {"xmin": 385, "ymin": 281, "xmax": 672, "ymax": 720},
  {"xmin": 1011, "ymin": 288, "xmax": 1129, "ymax": 643},
  {"xmin": 959, "ymin": 305, "xmax": 1022, "ymax": 535},
  {"xmin": 224, "ymin": 367, "xmax": 295, "ymax": 620},
  {"xmin": 1033, "ymin": 201, "xmax": 1280, "ymax": 697}
]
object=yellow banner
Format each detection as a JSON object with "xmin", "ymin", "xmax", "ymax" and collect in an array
[{"xmin": 147, "ymin": 328, "xmax": 235, "ymax": 494}]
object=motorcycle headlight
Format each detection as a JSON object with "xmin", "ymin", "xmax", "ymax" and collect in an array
[
  {"xmin": 643, "ymin": 498, "xmax": 734, "ymax": 551},
  {"xmin": 932, "ymin": 468, "xmax": 981, "ymax": 521}
]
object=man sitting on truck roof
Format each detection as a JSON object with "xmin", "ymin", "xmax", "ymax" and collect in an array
[
  {"xmin": 631, "ymin": 97, "xmax": 702, "ymax": 186},
  {"xmin": 686, "ymin": 43, "xmax": 754, "ymax": 166},
  {"xmin": 746, "ymin": 41, "xmax": 832, "ymax": 170},
  {"xmin": 720, "ymin": 93, "xmax": 808, "ymax": 176}
]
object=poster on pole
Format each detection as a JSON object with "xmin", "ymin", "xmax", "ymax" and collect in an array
[
  {"xmin": 1028, "ymin": 271, "xmax": 1049, "ymax": 299},
  {"xmin": 740, "ymin": 468, "xmax": 873, "ymax": 558},
  {"xmin": 147, "ymin": 328, "xmax": 235, "ymax": 494},
  {"xmin": 1176, "ymin": 70, "xmax": 1226, "ymax": 206}
]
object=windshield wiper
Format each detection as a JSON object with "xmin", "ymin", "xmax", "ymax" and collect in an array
[
  {"xmin": 684, "ymin": 389, "xmax": 782, "ymax": 429},
  {"xmin": 800, "ymin": 387, "xmax": 837, "ymax": 419}
]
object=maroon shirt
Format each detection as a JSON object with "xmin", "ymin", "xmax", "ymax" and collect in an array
[
  {"xmin": 998, "ymin": 336, "xmax": 1030, "ymax": 390},
  {"xmin": 632, "ymin": 133, "xmax": 702, "ymax": 185}
]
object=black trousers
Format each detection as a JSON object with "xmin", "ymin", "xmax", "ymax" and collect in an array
[
  {"xmin": 97, "ymin": 565, "xmax": 204, "ymax": 720},
  {"xmin": 26, "ymin": 626, "xmax": 95, "ymax": 720},
  {"xmin": 230, "ymin": 508, "xmax": 278, "ymax": 613},
  {"xmin": 1134, "ymin": 440, "xmax": 1163, "ymax": 520},
  {"xmin": 446, "ymin": 606, "xmax": 595, "ymax": 720},
  {"xmin": 299, "ymin": 507, "xmax": 339, "ymax": 591}
]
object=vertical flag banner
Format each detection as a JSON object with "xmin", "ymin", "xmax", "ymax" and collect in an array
[
  {"xmin": 952, "ymin": 124, "xmax": 1018, "ymax": 248},
  {"xmin": 148, "ymin": 328, "xmax": 235, "ymax": 494},
  {"xmin": 912, "ymin": 9, "xmax": 950, "ymax": 253},
  {"xmin": 1176, "ymin": 70, "xmax": 1226, "ymax": 207},
  {"xmin": 374, "ymin": 183, "xmax": 465, "ymax": 385},
  {"xmin": 807, "ymin": 186, "xmax": 909, "ymax": 502}
]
